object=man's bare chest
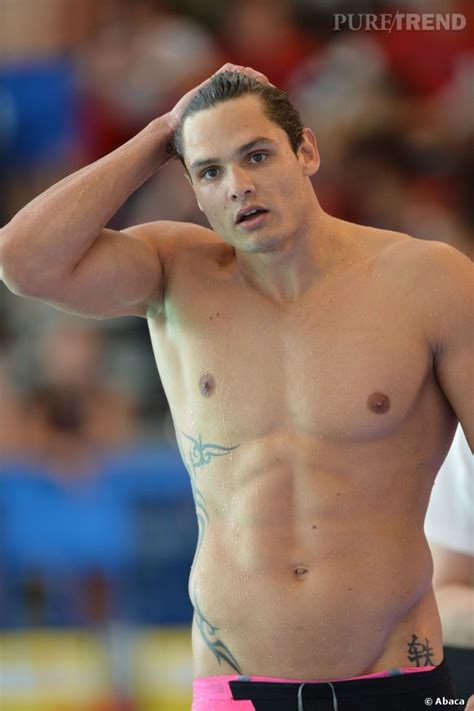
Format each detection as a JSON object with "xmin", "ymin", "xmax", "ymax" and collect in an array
[{"xmin": 150, "ymin": 263, "xmax": 433, "ymax": 441}]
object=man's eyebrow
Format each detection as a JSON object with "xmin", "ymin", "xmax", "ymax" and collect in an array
[
  {"xmin": 190, "ymin": 137, "xmax": 276, "ymax": 173},
  {"xmin": 236, "ymin": 137, "xmax": 276, "ymax": 156}
]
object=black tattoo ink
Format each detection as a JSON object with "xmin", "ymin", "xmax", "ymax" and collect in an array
[
  {"xmin": 181, "ymin": 432, "xmax": 240, "ymax": 469},
  {"xmin": 180, "ymin": 431, "xmax": 240, "ymax": 564},
  {"xmin": 406, "ymin": 634, "xmax": 435, "ymax": 666},
  {"xmin": 191, "ymin": 581, "xmax": 242, "ymax": 674}
]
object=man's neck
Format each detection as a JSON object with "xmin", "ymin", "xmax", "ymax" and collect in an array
[{"xmin": 235, "ymin": 206, "xmax": 342, "ymax": 304}]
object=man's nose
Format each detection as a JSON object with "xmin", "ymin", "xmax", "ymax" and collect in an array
[{"xmin": 227, "ymin": 167, "xmax": 255, "ymax": 201}]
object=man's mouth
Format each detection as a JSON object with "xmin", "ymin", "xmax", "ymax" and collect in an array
[{"xmin": 236, "ymin": 206, "xmax": 269, "ymax": 227}]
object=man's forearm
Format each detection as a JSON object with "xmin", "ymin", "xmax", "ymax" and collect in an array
[
  {"xmin": 0, "ymin": 115, "xmax": 173, "ymax": 292},
  {"xmin": 436, "ymin": 584, "xmax": 474, "ymax": 648}
]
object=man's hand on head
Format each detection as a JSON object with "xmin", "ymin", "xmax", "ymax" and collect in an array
[
  {"xmin": 165, "ymin": 63, "xmax": 272, "ymax": 138},
  {"xmin": 223, "ymin": 64, "xmax": 273, "ymax": 87}
]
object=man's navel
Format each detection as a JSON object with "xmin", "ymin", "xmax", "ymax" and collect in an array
[{"xmin": 294, "ymin": 566, "xmax": 309, "ymax": 577}]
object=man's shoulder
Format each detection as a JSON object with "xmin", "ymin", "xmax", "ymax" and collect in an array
[
  {"xmin": 382, "ymin": 233, "xmax": 470, "ymax": 268},
  {"xmin": 125, "ymin": 219, "xmax": 220, "ymax": 251},
  {"xmin": 346, "ymin": 224, "xmax": 471, "ymax": 321},
  {"xmin": 359, "ymin": 227, "xmax": 471, "ymax": 288},
  {"xmin": 124, "ymin": 219, "xmax": 225, "ymax": 272},
  {"xmin": 387, "ymin": 236, "xmax": 472, "ymax": 299},
  {"xmin": 371, "ymin": 232, "xmax": 472, "ymax": 352}
]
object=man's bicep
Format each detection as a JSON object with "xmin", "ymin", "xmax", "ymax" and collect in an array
[
  {"xmin": 60, "ymin": 225, "xmax": 163, "ymax": 318},
  {"xmin": 436, "ymin": 339, "xmax": 474, "ymax": 451},
  {"xmin": 430, "ymin": 245, "xmax": 474, "ymax": 451}
]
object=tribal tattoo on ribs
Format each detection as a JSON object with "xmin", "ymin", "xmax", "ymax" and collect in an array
[
  {"xmin": 181, "ymin": 431, "xmax": 241, "ymax": 670},
  {"xmin": 190, "ymin": 579, "xmax": 242, "ymax": 674},
  {"xmin": 182, "ymin": 432, "xmax": 240, "ymax": 470},
  {"xmin": 181, "ymin": 431, "xmax": 239, "ymax": 558}
]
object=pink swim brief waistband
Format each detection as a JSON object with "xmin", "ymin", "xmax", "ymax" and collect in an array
[{"xmin": 193, "ymin": 664, "xmax": 437, "ymax": 704}]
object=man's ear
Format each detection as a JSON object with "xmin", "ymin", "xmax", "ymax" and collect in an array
[{"xmin": 298, "ymin": 128, "xmax": 320, "ymax": 177}]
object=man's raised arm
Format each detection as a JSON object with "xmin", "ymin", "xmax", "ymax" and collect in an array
[
  {"xmin": 0, "ymin": 63, "xmax": 269, "ymax": 320},
  {"xmin": 0, "ymin": 63, "xmax": 246, "ymax": 320},
  {"xmin": 0, "ymin": 112, "xmax": 179, "ymax": 319}
]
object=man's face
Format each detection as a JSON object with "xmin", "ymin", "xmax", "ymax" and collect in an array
[{"xmin": 182, "ymin": 95, "xmax": 319, "ymax": 252}]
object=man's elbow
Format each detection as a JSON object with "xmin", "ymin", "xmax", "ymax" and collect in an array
[
  {"xmin": 1, "ymin": 228, "xmax": 53, "ymax": 298},
  {"xmin": 1, "ymin": 227, "xmax": 30, "ymax": 295},
  {"xmin": 1, "ymin": 260, "xmax": 45, "ymax": 298}
]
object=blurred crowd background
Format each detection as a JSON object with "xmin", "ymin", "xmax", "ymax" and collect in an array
[{"xmin": 0, "ymin": 0, "xmax": 472, "ymax": 709}]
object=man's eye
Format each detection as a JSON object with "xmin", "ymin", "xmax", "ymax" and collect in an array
[
  {"xmin": 250, "ymin": 152, "xmax": 267, "ymax": 163},
  {"xmin": 202, "ymin": 167, "xmax": 219, "ymax": 180}
]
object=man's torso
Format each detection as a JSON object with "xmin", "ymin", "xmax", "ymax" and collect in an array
[{"xmin": 146, "ymin": 218, "xmax": 457, "ymax": 679}]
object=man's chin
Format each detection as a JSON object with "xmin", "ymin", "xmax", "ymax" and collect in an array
[
  {"xmin": 241, "ymin": 231, "xmax": 285, "ymax": 254},
  {"xmin": 213, "ymin": 224, "xmax": 283, "ymax": 254}
]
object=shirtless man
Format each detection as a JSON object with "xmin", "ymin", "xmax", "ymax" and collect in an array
[{"xmin": 1, "ymin": 65, "xmax": 472, "ymax": 710}]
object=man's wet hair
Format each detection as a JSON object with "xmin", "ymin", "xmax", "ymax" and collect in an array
[{"xmin": 173, "ymin": 71, "xmax": 305, "ymax": 166}]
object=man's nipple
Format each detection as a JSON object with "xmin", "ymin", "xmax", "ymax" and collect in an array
[
  {"xmin": 367, "ymin": 391, "xmax": 390, "ymax": 414},
  {"xmin": 199, "ymin": 372, "xmax": 216, "ymax": 397}
]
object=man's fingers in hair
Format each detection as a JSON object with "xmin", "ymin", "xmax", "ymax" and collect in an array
[
  {"xmin": 215, "ymin": 63, "xmax": 242, "ymax": 74},
  {"xmin": 242, "ymin": 67, "xmax": 273, "ymax": 86},
  {"xmin": 214, "ymin": 64, "xmax": 274, "ymax": 87}
]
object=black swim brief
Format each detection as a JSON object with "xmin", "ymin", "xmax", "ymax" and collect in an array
[{"xmin": 227, "ymin": 657, "xmax": 458, "ymax": 710}]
